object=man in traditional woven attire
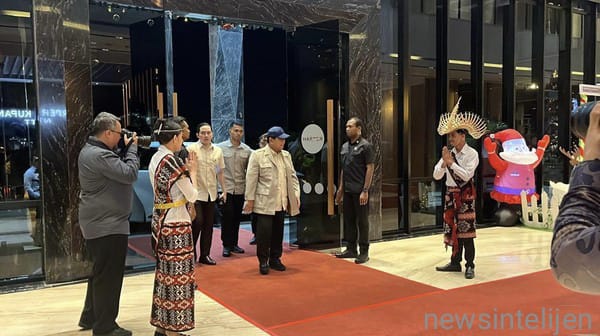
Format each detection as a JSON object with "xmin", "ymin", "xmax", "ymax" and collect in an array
[
  {"xmin": 148, "ymin": 119, "xmax": 198, "ymax": 336},
  {"xmin": 433, "ymin": 98, "xmax": 487, "ymax": 279}
]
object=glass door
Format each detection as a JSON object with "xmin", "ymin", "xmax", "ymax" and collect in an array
[
  {"xmin": 286, "ymin": 20, "xmax": 345, "ymax": 248},
  {"xmin": 0, "ymin": 0, "xmax": 43, "ymax": 283}
]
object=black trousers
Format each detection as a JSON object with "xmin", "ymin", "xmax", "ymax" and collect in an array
[
  {"xmin": 451, "ymin": 237, "xmax": 475, "ymax": 268},
  {"xmin": 343, "ymin": 192, "xmax": 370, "ymax": 255},
  {"xmin": 192, "ymin": 199, "xmax": 215, "ymax": 259},
  {"xmin": 255, "ymin": 212, "xmax": 285, "ymax": 264},
  {"xmin": 251, "ymin": 214, "xmax": 257, "ymax": 234},
  {"xmin": 80, "ymin": 234, "xmax": 128, "ymax": 335},
  {"xmin": 221, "ymin": 193, "xmax": 245, "ymax": 248}
]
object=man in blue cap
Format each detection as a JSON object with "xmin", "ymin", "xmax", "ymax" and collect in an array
[{"xmin": 243, "ymin": 126, "xmax": 301, "ymax": 275}]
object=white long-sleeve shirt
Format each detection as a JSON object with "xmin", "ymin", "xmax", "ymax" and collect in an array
[
  {"xmin": 149, "ymin": 145, "xmax": 198, "ymax": 223},
  {"xmin": 433, "ymin": 143, "xmax": 479, "ymax": 187}
]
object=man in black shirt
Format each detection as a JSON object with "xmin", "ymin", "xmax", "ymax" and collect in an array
[{"xmin": 335, "ymin": 117, "xmax": 375, "ymax": 264}]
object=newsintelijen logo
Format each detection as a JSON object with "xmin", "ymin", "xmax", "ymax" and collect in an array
[{"xmin": 424, "ymin": 308, "xmax": 593, "ymax": 335}]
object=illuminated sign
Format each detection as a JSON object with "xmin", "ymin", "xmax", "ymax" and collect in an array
[{"xmin": 0, "ymin": 109, "xmax": 35, "ymax": 125}]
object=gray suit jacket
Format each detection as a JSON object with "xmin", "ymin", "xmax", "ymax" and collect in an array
[{"xmin": 245, "ymin": 146, "xmax": 300, "ymax": 216}]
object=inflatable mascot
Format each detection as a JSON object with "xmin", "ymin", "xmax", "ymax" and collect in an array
[{"xmin": 483, "ymin": 129, "xmax": 549, "ymax": 226}]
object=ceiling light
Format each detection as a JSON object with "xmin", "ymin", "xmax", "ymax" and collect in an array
[
  {"xmin": 0, "ymin": 10, "xmax": 31, "ymax": 18},
  {"xmin": 484, "ymin": 62, "xmax": 502, "ymax": 69},
  {"xmin": 449, "ymin": 59, "xmax": 471, "ymax": 66}
]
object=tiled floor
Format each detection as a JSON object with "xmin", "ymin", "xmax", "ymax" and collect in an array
[{"xmin": 0, "ymin": 226, "xmax": 553, "ymax": 335}]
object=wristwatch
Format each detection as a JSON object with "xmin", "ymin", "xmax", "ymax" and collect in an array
[{"xmin": 362, "ymin": 188, "xmax": 369, "ymax": 192}]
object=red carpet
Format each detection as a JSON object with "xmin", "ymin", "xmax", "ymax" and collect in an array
[
  {"xmin": 194, "ymin": 245, "xmax": 441, "ymax": 331},
  {"xmin": 127, "ymin": 234, "xmax": 155, "ymax": 261},
  {"xmin": 270, "ymin": 270, "xmax": 600, "ymax": 335},
  {"xmin": 135, "ymin": 230, "xmax": 600, "ymax": 335}
]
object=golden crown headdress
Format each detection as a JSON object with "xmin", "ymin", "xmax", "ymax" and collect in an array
[{"xmin": 437, "ymin": 97, "xmax": 487, "ymax": 139}]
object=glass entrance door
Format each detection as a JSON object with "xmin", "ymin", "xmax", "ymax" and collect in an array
[{"xmin": 286, "ymin": 20, "xmax": 345, "ymax": 249}]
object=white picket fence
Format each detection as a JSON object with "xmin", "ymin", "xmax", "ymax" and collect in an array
[{"xmin": 520, "ymin": 181, "xmax": 569, "ymax": 230}]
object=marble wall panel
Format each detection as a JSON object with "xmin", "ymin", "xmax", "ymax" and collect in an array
[
  {"xmin": 348, "ymin": 9, "xmax": 382, "ymax": 239},
  {"xmin": 349, "ymin": 9, "xmax": 380, "ymax": 83},
  {"xmin": 34, "ymin": 0, "xmax": 93, "ymax": 283},
  {"xmin": 162, "ymin": 0, "xmax": 362, "ymax": 32},
  {"xmin": 164, "ymin": 0, "xmax": 239, "ymax": 18},
  {"xmin": 37, "ymin": 59, "xmax": 93, "ymax": 282},
  {"xmin": 275, "ymin": 0, "xmax": 377, "ymax": 13},
  {"xmin": 237, "ymin": 0, "xmax": 363, "ymax": 32},
  {"xmin": 209, "ymin": 25, "xmax": 244, "ymax": 143},
  {"xmin": 33, "ymin": 0, "xmax": 90, "ymax": 63},
  {"xmin": 113, "ymin": 0, "xmax": 164, "ymax": 9},
  {"xmin": 211, "ymin": 119, "xmax": 233, "ymax": 145}
]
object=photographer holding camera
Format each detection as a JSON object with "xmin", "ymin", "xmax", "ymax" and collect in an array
[
  {"xmin": 551, "ymin": 101, "xmax": 600, "ymax": 295},
  {"xmin": 78, "ymin": 112, "xmax": 139, "ymax": 335}
]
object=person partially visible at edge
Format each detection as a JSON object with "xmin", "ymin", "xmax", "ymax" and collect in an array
[
  {"xmin": 187, "ymin": 122, "xmax": 226, "ymax": 265},
  {"xmin": 24, "ymin": 156, "xmax": 40, "ymax": 200},
  {"xmin": 216, "ymin": 121, "xmax": 252, "ymax": 257},
  {"xmin": 148, "ymin": 118, "xmax": 199, "ymax": 336},
  {"xmin": 249, "ymin": 132, "xmax": 268, "ymax": 245},
  {"xmin": 551, "ymin": 103, "xmax": 600, "ymax": 295},
  {"xmin": 335, "ymin": 117, "xmax": 375, "ymax": 264},
  {"xmin": 172, "ymin": 116, "xmax": 191, "ymax": 161},
  {"xmin": 243, "ymin": 126, "xmax": 300, "ymax": 275},
  {"xmin": 24, "ymin": 155, "xmax": 42, "ymax": 245},
  {"xmin": 78, "ymin": 112, "xmax": 139, "ymax": 336}
]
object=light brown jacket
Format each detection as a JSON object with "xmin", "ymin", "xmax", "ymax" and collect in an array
[{"xmin": 245, "ymin": 146, "xmax": 300, "ymax": 216}]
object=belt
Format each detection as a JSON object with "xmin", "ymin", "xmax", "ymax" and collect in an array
[{"xmin": 154, "ymin": 198, "xmax": 187, "ymax": 209}]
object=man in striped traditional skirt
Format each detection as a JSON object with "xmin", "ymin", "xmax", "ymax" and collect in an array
[{"xmin": 433, "ymin": 98, "xmax": 487, "ymax": 280}]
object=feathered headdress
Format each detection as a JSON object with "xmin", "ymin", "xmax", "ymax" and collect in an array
[{"xmin": 437, "ymin": 97, "xmax": 487, "ymax": 139}]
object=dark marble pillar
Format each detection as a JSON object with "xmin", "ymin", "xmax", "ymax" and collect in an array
[
  {"xmin": 209, "ymin": 24, "xmax": 244, "ymax": 142},
  {"xmin": 162, "ymin": 0, "xmax": 363, "ymax": 31},
  {"xmin": 33, "ymin": 0, "xmax": 93, "ymax": 283},
  {"xmin": 349, "ymin": 9, "xmax": 382, "ymax": 239}
]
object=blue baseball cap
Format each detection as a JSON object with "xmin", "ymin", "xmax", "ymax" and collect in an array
[{"xmin": 266, "ymin": 126, "xmax": 290, "ymax": 139}]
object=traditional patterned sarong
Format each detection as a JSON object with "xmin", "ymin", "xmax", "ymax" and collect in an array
[
  {"xmin": 150, "ymin": 154, "xmax": 195, "ymax": 332},
  {"xmin": 443, "ymin": 161, "xmax": 477, "ymax": 257}
]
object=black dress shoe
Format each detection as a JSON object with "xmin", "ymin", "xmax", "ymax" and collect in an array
[
  {"xmin": 465, "ymin": 266, "xmax": 475, "ymax": 279},
  {"xmin": 259, "ymin": 262, "xmax": 269, "ymax": 275},
  {"xmin": 199, "ymin": 255, "xmax": 217, "ymax": 265},
  {"xmin": 269, "ymin": 258, "xmax": 286, "ymax": 271},
  {"xmin": 435, "ymin": 262, "xmax": 462, "ymax": 272},
  {"xmin": 93, "ymin": 327, "xmax": 132, "ymax": 336},
  {"xmin": 335, "ymin": 250, "xmax": 358, "ymax": 259},
  {"xmin": 354, "ymin": 254, "xmax": 369, "ymax": 264},
  {"xmin": 249, "ymin": 236, "xmax": 257, "ymax": 245},
  {"xmin": 232, "ymin": 246, "xmax": 245, "ymax": 253},
  {"xmin": 222, "ymin": 248, "xmax": 231, "ymax": 257},
  {"xmin": 78, "ymin": 321, "xmax": 93, "ymax": 331}
]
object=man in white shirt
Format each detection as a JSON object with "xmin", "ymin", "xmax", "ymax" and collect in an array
[
  {"xmin": 216, "ymin": 121, "xmax": 252, "ymax": 257},
  {"xmin": 187, "ymin": 123, "xmax": 226, "ymax": 265},
  {"xmin": 433, "ymin": 100, "xmax": 486, "ymax": 280}
]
